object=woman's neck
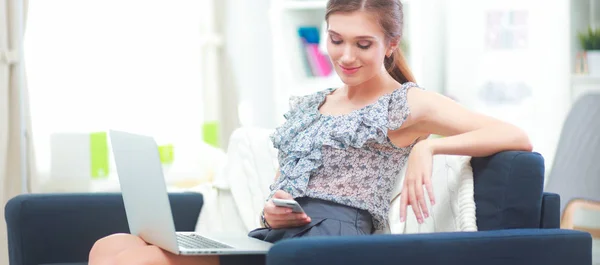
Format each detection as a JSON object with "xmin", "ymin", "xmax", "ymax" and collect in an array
[{"xmin": 344, "ymin": 70, "xmax": 401, "ymax": 104}]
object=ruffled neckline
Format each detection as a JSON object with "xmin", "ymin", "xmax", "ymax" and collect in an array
[{"xmin": 315, "ymin": 85, "xmax": 410, "ymax": 119}]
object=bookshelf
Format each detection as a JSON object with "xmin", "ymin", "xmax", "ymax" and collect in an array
[{"xmin": 269, "ymin": 0, "xmax": 342, "ymax": 123}]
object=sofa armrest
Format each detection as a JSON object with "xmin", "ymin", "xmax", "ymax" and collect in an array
[
  {"xmin": 4, "ymin": 192, "xmax": 203, "ymax": 265},
  {"xmin": 541, "ymin": 192, "xmax": 561, "ymax": 228},
  {"xmin": 267, "ymin": 229, "xmax": 592, "ymax": 265},
  {"xmin": 471, "ymin": 151, "xmax": 546, "ymax": 230}
]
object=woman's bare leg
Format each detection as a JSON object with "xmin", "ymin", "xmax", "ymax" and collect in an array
[
  {"xmin": 114, "ymin": 245, "xmax": 219, "ymax": 265},
  {"xmin": 89, "ymin": 233, "xmax": 219, "ymax": 265},
  {"xmin": 89, "ymin": 233, "xmax": 147, "ymax": 265}
]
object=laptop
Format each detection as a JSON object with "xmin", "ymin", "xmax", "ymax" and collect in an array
[{"xmin": 108, "ymin": 130, "xmax": 273, "ymax": 255}]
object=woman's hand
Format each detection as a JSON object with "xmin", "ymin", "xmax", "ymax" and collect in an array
[
  {"xmin": 400, "ymin": 140, "xmax": 436, "ymax": 224},
  {"xmin": 263, "ymin": 190, "xmax": 311, "ymax": 229}
]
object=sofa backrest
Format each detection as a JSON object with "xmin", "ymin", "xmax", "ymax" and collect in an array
[{"xmin": 4, "ymin": 192, "xmax": 203, "ymax": 265}]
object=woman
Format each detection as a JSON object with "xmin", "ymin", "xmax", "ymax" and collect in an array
[{"xmin": 89, "ymin": 0, "xmax": 532, "ymax": 264}]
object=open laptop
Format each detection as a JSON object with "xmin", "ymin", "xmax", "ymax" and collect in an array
[{"xmin": 108, "ymin": 130, "xmax": 272, "ymax": 255}]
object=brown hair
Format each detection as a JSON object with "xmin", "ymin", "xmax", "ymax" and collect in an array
[{"xmin": 325, "ymin": 0, "xmax": 416, "ymax": 84}]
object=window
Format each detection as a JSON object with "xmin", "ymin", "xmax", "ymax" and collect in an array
[{"xmin": 25, "ymin": 0, "xmax": 216, "ymax": 188}]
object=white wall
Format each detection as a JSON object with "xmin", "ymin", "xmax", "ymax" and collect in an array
[
  {"xmin": 221, "ymin": 0, "xmax": 276, "ymax": 130},
  {"xmin": 444, "ymin": 0, "xmax": 571, "ymax": 173},
  {"xmin": 404, "ymin": 0, "xmax": 447, "ymax": 94}
]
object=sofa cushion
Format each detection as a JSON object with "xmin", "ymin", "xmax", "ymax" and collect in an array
[
  {"xmin": 471, "ymin": 151, "xmax": 545, "ymax": 230},
  {"xmin": 267, "ymin": 229, "xmax": 592, "ymax": 265}
]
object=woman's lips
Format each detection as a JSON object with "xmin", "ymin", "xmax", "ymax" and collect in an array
[{"xmin": 339, "ymin": 65, "xmax": 361, "ymax": 75}]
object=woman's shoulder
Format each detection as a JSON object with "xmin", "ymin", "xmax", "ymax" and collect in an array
[
  {"xmin": 383, "ymin": 82, "xmax": 421, "ymax": 128},
  {"xmin": 287, "ymin": 87, "xmax": 334, "ymax": 111},
  {"xmin": 271, "ymin": 87, "xmax": 334, "ymax": 150}
]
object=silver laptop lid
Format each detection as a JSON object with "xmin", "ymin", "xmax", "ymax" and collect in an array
[{"xmin": 109, "ymin": 130, "xmax": 180, "ymax": 254}]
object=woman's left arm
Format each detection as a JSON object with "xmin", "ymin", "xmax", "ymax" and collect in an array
[
  {"xmin": 397, "ymin": 89, "xmax": 533, "ymax": 223},
  {"xmin": 407, "ymin": 89, "xmax": 533, "ymax": 156}
]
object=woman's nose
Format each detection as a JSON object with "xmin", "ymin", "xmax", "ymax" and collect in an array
[{"xmin": 340, "ymin": 45, "xmax": 355, "ymax": 63}]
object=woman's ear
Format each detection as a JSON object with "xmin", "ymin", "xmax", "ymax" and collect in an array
[{"xmin": 387, "ymin": 39, "xmax": 400, "ymax": 57}]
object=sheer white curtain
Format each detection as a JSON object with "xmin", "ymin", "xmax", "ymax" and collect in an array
[
  {"xmin": 1, "ymin": 0, "xmax": 35, "ymax": 263},
  {"xmin": 25, "ymin": 0, "xmax": 209, "ymax": 186}
]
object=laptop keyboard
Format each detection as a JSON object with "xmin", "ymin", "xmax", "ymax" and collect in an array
[{"xmin": 177, "ymin": 234, "xmax": 233, "ymax": 249}]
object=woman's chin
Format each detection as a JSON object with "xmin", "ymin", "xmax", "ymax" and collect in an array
[{"xmin": 338, "ymin": 75, "xmax": 364, "ymax": 87}]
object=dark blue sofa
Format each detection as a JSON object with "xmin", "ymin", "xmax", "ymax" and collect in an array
[{"xmin": 4, "ymin": 151, "xmax": 593, "ymax": 265}]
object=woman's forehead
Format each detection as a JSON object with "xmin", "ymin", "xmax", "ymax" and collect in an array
[{"xmin": 327, "ymin": 11, "xmax": 385, "ymax": 40}]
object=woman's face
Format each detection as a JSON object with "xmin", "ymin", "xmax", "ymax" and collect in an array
[{"xmin": 326, "ymin": 11, "xmax": 391, "ymax": 87}]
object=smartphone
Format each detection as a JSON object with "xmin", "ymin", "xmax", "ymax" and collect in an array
[{"xmin": 272, "ymin": 198, "xmax": 305, "ymax": 213}]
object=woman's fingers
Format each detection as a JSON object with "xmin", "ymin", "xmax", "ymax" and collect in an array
[
  {"xmin": 271, "ymin": 218, "xmax": 311, "ymax": 228},
  {"xmin": 265, "ymin": 203, "xmax": 292, "ymax": 215},
  {"xmin": 423, "ymin": 175, "xmax": 435, "ymax": 205},
  {"xmin": 267, "ymin": 213, "xmax": 311, "ymax": 229},
  {"xmin": 408, "ymin": 181, "xmax": 424, "ymax": 224},
  {"xmin": 415, "ymin": 176, "xmax": 429, "ymax": 219},
  {"xmin": 264, "ymin": 197, "xmax": 311, "ymax": 229},
  {"xmin": 399, "ymin": 188, "xmax": 408, "ymax": 222},
  {"xmin": 269, "ymin": 212, "xmax": 308, "ymax": 222}
]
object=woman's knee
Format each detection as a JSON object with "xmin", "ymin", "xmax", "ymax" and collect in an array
[
  {"xmin": 114, "ymin": 245, "xmax": 160, "ymax": 265},
  {"xmin": 115, "ymin": 245, "xmax": 219, "ymax": 265},
  {"xmin": 89, "ymin": 233, "xmax": 147, "ymax": 263}
]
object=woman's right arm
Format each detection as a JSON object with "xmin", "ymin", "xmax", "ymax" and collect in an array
[
  {"xmin": 262, "ymin": 169, "xmax": 311, "ymax": 229},
  {"xmin": 263, "ymin": 191, "xmax": 311, "ymax": 228}
]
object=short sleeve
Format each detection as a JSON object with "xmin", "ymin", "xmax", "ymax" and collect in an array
[
  {"xmin": 271, "ymin": 89, "xmax": 329, "ymax": 150},
  {"xmin": 387, "ymin": 82, "xmax": 422, "ymax": 130},
  {"xmin": 283, "ymin": 95, "xmax": 307, "ymax": 120}
]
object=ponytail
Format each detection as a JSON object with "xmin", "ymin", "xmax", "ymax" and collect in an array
[{"xmin": 384, "ymin": 48, "xmax": 415, "ymax": 84}]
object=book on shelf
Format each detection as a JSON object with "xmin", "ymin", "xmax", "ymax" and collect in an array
[{"xmin": 297, "ymin": 26, "xmax": 333, "ymax": 78}]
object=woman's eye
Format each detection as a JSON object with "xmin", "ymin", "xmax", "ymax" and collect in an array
[
  {"xmin": 330, "ymin": 35, "xmax": 342, "ymax": 44},
  {"xmin": 357, "ymin": 41, "xmax": 371, "ymax": 49}
]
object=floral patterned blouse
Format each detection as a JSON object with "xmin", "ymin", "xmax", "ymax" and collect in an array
[{"xmin": 268, "ymin": 82, "xmax": 422, "ymax": 230}]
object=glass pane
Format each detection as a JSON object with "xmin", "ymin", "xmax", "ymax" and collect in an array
[{"xmin": 25, "ymin": 0, "xmax": 207, "ymax": 187}]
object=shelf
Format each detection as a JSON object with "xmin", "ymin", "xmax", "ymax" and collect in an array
[
  {"xmin": 280, "ymin": 0, "xmax": 327, "ymax": 10},
  {"xmin": 571, "ymin": 74, "xmax": 600, "ymax": 84},
  {"xmin": 571, "ymin": 74, "xmax": 600, "ymax": 103}
]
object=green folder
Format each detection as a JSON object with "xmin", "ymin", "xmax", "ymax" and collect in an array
[
  {"xmin": 202, "ymin": 121, "xmax": 220, "ymax": 148},
  {"xmin": 90, "ymin": 132, "xmax": 109, "ymax": 179}
]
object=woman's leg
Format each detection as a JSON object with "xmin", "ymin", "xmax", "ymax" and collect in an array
[
  {"xmin": 89, "ymin": 233, "xmax": 146, "ymax": 264},
  {"xmin": 89, "ymin": 233, "xmax": 219, "ymax": 265}
]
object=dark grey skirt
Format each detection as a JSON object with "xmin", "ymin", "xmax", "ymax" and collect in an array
[
  {"xmin": 219, "ymin": 197, "xmax": 374, "ymax": 265},
  {"xmin": 247, "ymin": 197, "xmax": 374, "ymax": 243}
]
